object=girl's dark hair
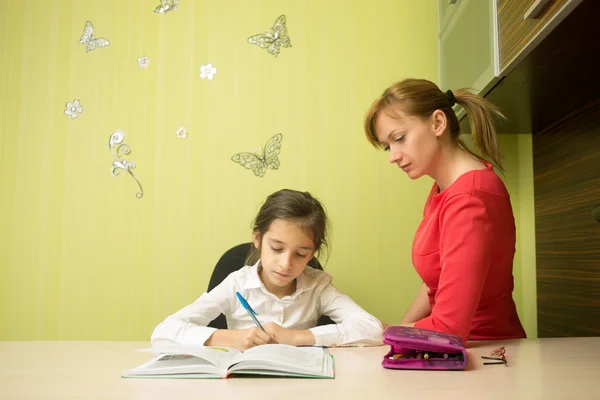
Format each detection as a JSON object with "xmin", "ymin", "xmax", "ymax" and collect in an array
[
  {"xmin": 245, "ymin": 189, "xmax": 330, "ymax": 266},
  {"xmin": 364, "ymin": 78, "xmax": 506, "ymax": 171}
]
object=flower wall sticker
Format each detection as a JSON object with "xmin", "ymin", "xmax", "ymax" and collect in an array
[
  {"xmin": 154, "ymin": 0, "xmax": 179, "ymax": 14},
  {"xmin": 64, "ymin": 99, "xmax": 83, "ymax": 119},
  {"xmin": 137, "ymin": 56, "xmax": 150, "ymax": 68},
  {"xmin": 248, "ymin": 15, "xmax": 291, "ymax": 57},
  {"xmin": 109, "ymin": 131, "xmax": 144, "ymax": 199},
  {"xmin": 176, "ymin": 127, "xmax": 187, "ymax": 139},
  {"xmin": 231, "ymin": 133, "xmax": 283, "ymax": 177},
  {"xmin": 200, "ymin": 63, "xmax": 217, "ymax": 80},
  {"xmin": 78, "ymin": 21, "xmax": 110, "ymax": 53}
]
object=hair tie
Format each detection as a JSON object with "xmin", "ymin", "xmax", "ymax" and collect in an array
[{"xmin": 446, "ymin": 90, "xmax": 456, "ymax": 106}]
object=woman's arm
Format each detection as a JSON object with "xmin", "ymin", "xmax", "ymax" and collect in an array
[
  {"xmin": 413, "ymin": 194, "xmax": 494, "ymax": 342},
  {"xmin": 400, "ymin": 282, "xmax": 431, "ymax": 324}
]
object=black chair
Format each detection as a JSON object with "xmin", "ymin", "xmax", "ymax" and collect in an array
[{"xmin": 207, "ymin": 242, "xmax": 334, "ymax": 329}]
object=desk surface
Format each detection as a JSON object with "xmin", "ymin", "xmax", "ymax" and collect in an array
[{"xmin": 1, "ymin": 337, "xmax": 599, "ymax": 400}]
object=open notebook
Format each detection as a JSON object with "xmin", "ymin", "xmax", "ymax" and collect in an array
[{"xmin": 122, "ymin": 344, "xmax": 335, "ymax": 379}]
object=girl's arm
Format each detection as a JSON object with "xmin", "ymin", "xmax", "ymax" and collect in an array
[
  {"xmin": 205, "ymin": 326, "xmax": 276, "ymax": 350},
  {"xmin": 260, "ymin": 323, "xmax": 316, "ymax": 347},
  {"xmin": 309, "ymin": 282, "xmax": 384, "ymax": 347},
  {"xmin": 400, "ymin": 282, "xmax": 431, "ymax": 324},
  {"xmin": 151, "ymin": 274, "xmax": 238, "ymax": 348}
]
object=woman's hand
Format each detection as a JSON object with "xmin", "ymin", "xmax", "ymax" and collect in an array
[
  {"xmin": 400, "ymin": 282, "xmax": 432, "ymax": 324},
  {"xmin": 263, "ymin": 322, "xmax": 316, "ymax": 347}
]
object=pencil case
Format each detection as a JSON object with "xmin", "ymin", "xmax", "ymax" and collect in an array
[{"xmin": 382, "ymin": 326, "xmax": 467, "ymax": 371}]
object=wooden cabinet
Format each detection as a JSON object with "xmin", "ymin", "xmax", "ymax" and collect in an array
[
  {"xmin": 533, "ymin": 102, "xmax": 600, "ymax": 337},
  {"xmin": 482, "ymin": 0, "xmax": 600, "ymax": 337},
  {"xmin": 497, "ymin": 0, "xmax": 584, "ymax": 73},
  {"xmin": 439, "ymin": 0, "xmax": 585, "ymax": 96}
]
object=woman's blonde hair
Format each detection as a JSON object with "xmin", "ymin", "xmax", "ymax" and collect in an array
[{"xmin": 364, "ymin": 78, "xmax": 505, "ymax": 171}]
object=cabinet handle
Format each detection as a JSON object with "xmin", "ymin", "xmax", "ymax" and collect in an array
[
  {"xmin": 524, "ymin": 0, "xmax": 554, "ymax": 20},
  {"xmin": 593, "ymin": 204, "xmax": 600, "ymax": 223},
  {"xmin": 448, "ymin": 0, "xmax": 459, "ymax": 4}
]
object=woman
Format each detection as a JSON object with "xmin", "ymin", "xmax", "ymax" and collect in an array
[{"xmin": 364, "ymin": 78, "xmax": 526, "ymax": 342}]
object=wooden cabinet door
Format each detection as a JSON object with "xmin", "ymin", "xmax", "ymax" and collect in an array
[
  {"xmin": 533, "ymin": 103, "xmax": 600, "ymax": 337},
  {"xmin": 497, "ymin": 0, "xmax": 582, "ymax": 73}
]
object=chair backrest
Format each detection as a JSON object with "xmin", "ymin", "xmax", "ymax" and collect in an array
[{"xmin": 207, "ymin": 242, "xmax": 333, "ymax": 329}]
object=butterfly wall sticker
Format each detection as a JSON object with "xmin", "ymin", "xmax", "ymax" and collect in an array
[
  {"xmin": 78, "ymin": 21, "xmax": 110, "ymax": 53},
  {"xmin": 154, "ymin": 0, "xmax": 179, "ymax": 14},
  {"xmin": 231, "ymin": 133, "xmax": 283, "ymax": 177},
  {"xmin": 248, "ymin": 15, "xmax": 291, "ymax": 57}
]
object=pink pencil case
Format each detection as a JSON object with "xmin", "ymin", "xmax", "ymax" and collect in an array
[{"xmin": 382, "ymin": 326, "xmax": 467, "ymax": 371}]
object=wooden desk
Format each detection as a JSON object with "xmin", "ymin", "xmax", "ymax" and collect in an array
[{"xmin": 1, "ymin": 337, "xmax": 599, "ymax": 399}]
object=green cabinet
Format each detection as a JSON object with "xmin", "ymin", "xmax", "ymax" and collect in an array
[{"xmin": 438, "ymin": 0, "xmax": 500, "ymax": 97}]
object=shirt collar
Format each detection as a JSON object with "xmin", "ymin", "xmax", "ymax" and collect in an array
[
  {"xmin": 243, "ymin": 260, "xmax": 321, "ymax": 298},
  {"xmin": 244, "ymin": 260, "xmax": 264, "ymax": 289}
]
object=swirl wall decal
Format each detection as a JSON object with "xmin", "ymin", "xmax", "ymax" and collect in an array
[{"xmin": 109, "ymin": 130, "xmax": 144, "ymax": 199}]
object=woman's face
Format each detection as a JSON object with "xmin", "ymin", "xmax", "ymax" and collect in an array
[{"xmin": 374, "ymin": 108, "xmax": 444, "ymax": 180}]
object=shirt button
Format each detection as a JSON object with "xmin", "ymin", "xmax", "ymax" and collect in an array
[{"xmin": 278, "ymin": 302, "xmax": 284, "ymax": 324}]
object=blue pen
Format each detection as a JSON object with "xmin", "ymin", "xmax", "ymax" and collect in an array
[{"xmin": 236, "ymin": 291, "xmax": 266, "ymax": 332}]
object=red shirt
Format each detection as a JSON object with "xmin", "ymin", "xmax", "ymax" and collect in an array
[{"xmin": 412, "ymin": 162, "xmax": 526, "ymax": 343}]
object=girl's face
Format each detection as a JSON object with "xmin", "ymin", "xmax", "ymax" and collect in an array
[
  {"xmin": 254, "ymin": 219, "xmax": 315, "ymax": 298},
  {"xmin": 374, "ymin": 108, "xmax": 445, "ymax": 180}
]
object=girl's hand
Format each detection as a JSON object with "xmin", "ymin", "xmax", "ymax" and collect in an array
[
  {"xmin": 206, "ymin": 327, "xmax": 278, "ymax": 352},
  {"xmin": 381, "ymin": 322, "xmax": 414, "ymax": 329},
  {"xmin": 238, "ymin": 327, "xmax": 278, "ymax": 351},
  {"xmin": 263, "ymin": 322, "xmax": 315, "ymax": 346}
]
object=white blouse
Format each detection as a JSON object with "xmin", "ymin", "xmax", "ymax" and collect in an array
[{"xmin": 151, "ymin": 262, "xmax": 383, "ymax": 347}]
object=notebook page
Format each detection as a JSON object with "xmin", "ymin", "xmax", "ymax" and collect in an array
[{"xmin": 235, "ymin": 344, "xmax": 325, "ymax": 373}]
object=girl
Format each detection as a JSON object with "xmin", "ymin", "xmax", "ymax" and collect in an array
[
  {"xmin": 363, "ymin": 78, "xmax": 526, "ymax": 343},
  {"xmin": 151, "ymin": 189, "xmax": 383, "ymax": 351}
]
